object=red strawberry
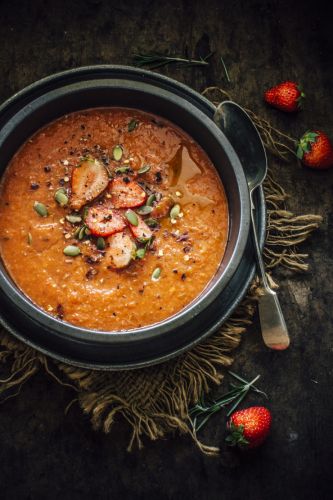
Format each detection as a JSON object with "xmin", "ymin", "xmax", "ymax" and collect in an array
[
  {"xmin": 70, "ymin": 157, "xmax": 109, "ymax": 211},
  {"xmin": 110, "ymin": 177, "xmax": 147, "ymax": 208},
  {"xmin": 127, "ymin": 213, "xmax": 153, "ymax": 242},
  {"xmin": 86, "ymin": 204, "xmax": 126, "ymax": 237},
  {"xmin": 297, "ymin": 130, "xmax": 333, "ymax": 169},
  {"xmin": 264, "ymin": 81, "xmax": 305, "ymax": 112},
  {"xmin": 226, "ymin": 406, "xmax": 272, "ymax": 449}
]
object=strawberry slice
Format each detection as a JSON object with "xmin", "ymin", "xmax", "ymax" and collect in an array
[
  {"xmin": 106, "ymin": 232, "xmax": 136, "ymax": 269},
  {"xmin": 128, "ymin": 214, "xmax": 153, "ymax": 242},
  {"xmin": 110, "ymin": 177, "xmax": 147, "ymax": 208},
  {"xmin": 150, "ymin": 195, "xmax": 173, "ymax": 218},
  {"xmin": 70, "ymin": 157, "xmax": 109, "ymax": 211},
  {"xmin": 86, "ymin": 204, "xmax": 126, "ymax": 237}
]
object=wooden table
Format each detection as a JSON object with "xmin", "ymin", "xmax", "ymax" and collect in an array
[{"xmin": 0, "ymin": 1, "xmax": 332, "ymax": 498}]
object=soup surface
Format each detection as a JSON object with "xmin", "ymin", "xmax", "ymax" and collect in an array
[{"xmin": 0, "ymin": 108, "xmax": 228, "ymax": 330}]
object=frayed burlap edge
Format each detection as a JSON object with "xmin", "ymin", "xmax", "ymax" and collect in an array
[{"xmin": 0, "ymin": 173, "xmax": 322, "ymax": 455}]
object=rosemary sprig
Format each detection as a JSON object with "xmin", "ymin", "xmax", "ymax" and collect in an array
[
  {"xmin": 133, "ymin": 52, "xmax": 214, "ymax": 70},
  {"xmin": 189, "ymin": 371, "xmax": 267, "ymax": 433},
  {"xmin": 220, "ymin": 56, "xmax": 231, "ymax": 83}
]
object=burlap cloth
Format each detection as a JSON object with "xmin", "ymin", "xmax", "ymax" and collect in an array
[{"xmin": 0, "ymin": 87, "xmax": 322, "ymax": 454}]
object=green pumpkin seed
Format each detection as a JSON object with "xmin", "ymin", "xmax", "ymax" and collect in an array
[
  {"xmin": 33, "ymin": 201, "xmax": 48, "ymax": 217},
  {"xmin": 138, "ymin": 164, "xmax": 151, "ymax": 174},
  {"xmin": 136, "ymin": 205, "xmax": 153, "ymax": 215},
  {"xmin": 146, "ymin": 193, "xmax": 156, "ymax": 206},
  {"xmin": 82, "ymin": 207, "xmax": 89, "ymax": 221},
  {"xmin": 170, "ymin": 204, "xmax": 181, "ymax": 219},
  {"xmin": 96, "ymin": 237, "xmax": 106, "ymax": 250},
  {"xmin": 125, "ymin": 209, "xmax": 138, "ymax": 226},
  {"xmin": 27, "ymin": 232, "xmax": 32, "ymax": 245},
  {"xmin": 65, "ymin": 214, "xmax": 82, "ymax": 224},
  {"xmin": 136, "ymin": 247, "xmax": 146, "ymax": 259},
  {"xmin": 151, "ymin": 267, "xmax": 161, "ymax": 281},
  {"xmin": 63, "ymin": 245, "xmax": 81, "ymax": 257},
  {"xmin": 55, "ymin": 189, "xmax": 69, "ymax": 207},
  {"xmin": 114, "ymin": 166, "xmax": 131, "ymax": 174},
  {"xmin": 112, "ymin": 145, "xmax": 123, "ymax": 161},
  {"xmin": 73, "ymin": 226, "xmax": 81, "ymax": 239},
  {"xmin": 145, "ymin": 236, "xmax": 154, "ymax": 249},
  {"xmin": 145, "ymin": 218, "xmax": 159, "ymax": 228},
  {"xmin": 77, "ymin": 225, "xmax": 87, "ymax": 240},
  {"xmin": 128, "ymin": 119, "xmax": 138, "ymax": 132}
]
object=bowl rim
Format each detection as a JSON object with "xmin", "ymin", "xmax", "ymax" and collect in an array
[{"xmin": 0, "ymin": 65, "xmax": 250, "ymax": 345}]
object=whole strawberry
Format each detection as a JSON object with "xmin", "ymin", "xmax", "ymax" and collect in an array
[
  {"xmin": 297, "ymin": 130, "xmax": 333, "ymax": 169},
  {"xmin": 264, "ymin": 81, "xmax": 305, "ymax": 112},
  {"xmin": 226, "ymin": 406, "xmax": 272, "ymax": 449}
]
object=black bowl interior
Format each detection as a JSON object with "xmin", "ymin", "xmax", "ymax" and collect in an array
[{"xmin": 0, "ymin": 67, "xmax": 256, "ymax": 369}]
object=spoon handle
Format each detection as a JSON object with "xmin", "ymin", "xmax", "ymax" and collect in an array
[{"xmin": 250, "ymin": 192, "xmax": 290, "ymax": 350}]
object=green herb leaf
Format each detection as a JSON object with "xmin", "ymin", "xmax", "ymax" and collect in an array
[
  {"xmin": 220, "ymin": 55, "xmax": 231, "ymax": 83},
  {"xmin": 132, "ymin": 51, "xmax": 213, "ymax": 70},
  {"xmin": 189, "ymin": 372, "xmax": 267, "ymax": 434}
]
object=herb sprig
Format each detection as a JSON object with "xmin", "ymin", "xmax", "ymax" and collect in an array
[
  {"xmin": 133, "ymin": 52, "xmax": 214, "ymax": 70},
  {"xmin": 189, "ymin": 371, "xmax": 267, "ymax": 433}
]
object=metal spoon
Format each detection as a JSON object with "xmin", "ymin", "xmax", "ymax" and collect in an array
[{"xmin": 214, "ymin": 101, "xmax": 290, "ymax": 350}]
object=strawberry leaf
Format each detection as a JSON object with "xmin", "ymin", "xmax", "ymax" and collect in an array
[
  {"xmin": 226, "ymin": 423, "xmax": 250, "ymax": 448},
  {"xmin": 296, "ymin": 145, "xmax": 304, "ymax": 159}
]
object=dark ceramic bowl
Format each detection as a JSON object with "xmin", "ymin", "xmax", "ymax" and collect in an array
[{"xmin": 0, "ymin": 66, "xmax": 263, "ymax": 370}]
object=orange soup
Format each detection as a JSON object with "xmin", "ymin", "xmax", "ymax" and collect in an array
[{"xmin": 0, "ymin": 108, "xmax": 228, "ymax": 330}]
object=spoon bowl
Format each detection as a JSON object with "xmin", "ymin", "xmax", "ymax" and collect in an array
[{"xmin": 214, "ymin": 101, "xmax": 267, "ymax": 193}]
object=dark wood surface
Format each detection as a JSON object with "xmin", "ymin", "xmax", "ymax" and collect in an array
[{"xmin": 0, "ymin": 1, "xmax": 332, "ymax": 498}]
